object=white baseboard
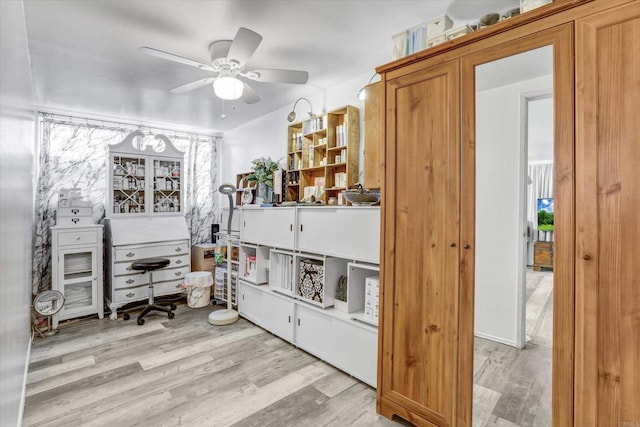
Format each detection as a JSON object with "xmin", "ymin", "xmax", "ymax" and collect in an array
[{"xmin": 474, "ymin": 331, "xmax": 518, "ymax": 348}]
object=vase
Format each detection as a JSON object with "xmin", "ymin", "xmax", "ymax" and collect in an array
[{"xmin": 256, "ymin": 182, "xmax": 273, "ymax": 204}]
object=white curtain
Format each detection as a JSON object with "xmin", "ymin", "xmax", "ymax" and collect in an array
[
  {"xmin": 527, "ymin": 162, "xmax": 553, "ymax": 264},
  {"xmin": 32, "ymin": 114, "xmax": 220, "ymax": 294}
]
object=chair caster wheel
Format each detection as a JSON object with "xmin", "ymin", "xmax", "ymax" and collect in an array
[
  {"xmin": 123, "ymin": 313, "xmax": 130, "ymax": 321},
  {"xmin": 168, "ymin": 312, "xmax": 175, "ymax": 319},
  {"xmin": 137, "ymin": 318, "xmax": 145, "ymax": 325},
  {"xmin": 170, "ymin": 304, "xmax": 177, "ymax": 310}
]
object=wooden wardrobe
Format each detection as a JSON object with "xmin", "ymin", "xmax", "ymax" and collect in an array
[{"xmin": 375, "ymin": 1, "xmax": 640, "ymax": 426}]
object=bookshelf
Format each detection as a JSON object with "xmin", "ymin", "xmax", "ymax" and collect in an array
[{"xmin": 286, "ymin": 105, "xmax": 359, "ymax": 203}]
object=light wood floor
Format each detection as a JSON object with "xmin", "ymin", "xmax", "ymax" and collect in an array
[
  {"xmin": 24, "ymin": 305, "xmax": 409, "ymax": 427},
  {"xmin": 472, "ymin": 269, "xmax": 553, "ymax": 427},
  {"xmin": 25, "ymin": 271, "xmax": 552, "ymax": 426}
]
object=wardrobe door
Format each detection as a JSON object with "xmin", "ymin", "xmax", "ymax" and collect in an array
[
  {"xmin": 378, "ymin": 60, "xmax": 460, "ymax": 426},
  {"xmin": 576, "ymin": 3, "xmax": 640, "ymax": 426}
]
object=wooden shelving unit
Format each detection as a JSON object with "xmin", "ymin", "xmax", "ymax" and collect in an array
[
  {"xmin": 286, "ymin": 105, "xmax": 359, "ymax": 203},
  {"xmin": 235, "ymin": 171, "xmax": 256, "ymax": 206}
]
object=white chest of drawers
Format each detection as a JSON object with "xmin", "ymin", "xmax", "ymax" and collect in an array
[
  {"xmin": 105, "ymin": 217, "xmax": 191, "ymax": 319},
  {"xmin": 51, "ymin": 225, "xmax": 104, "ymax": 328}
]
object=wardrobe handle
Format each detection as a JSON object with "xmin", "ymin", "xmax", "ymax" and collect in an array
[
  {"xmin": 298, "ymin": 318, "xmax": 301, "ymax": 326},
  {"xmin": 463, "ymin": 244, "xmax": 471, "ymax": 250},
  {"xmin": 450, "ymin": 243, "xmax": 456, "ymax": 247},
  {"xmin": 288, "ymin": 315, "xmax": 291, "ymax": 323},
  {"xmin": 290, "ymin": 224, "xmax": 293, "ymax": 232},
  {"xmin": 582, "ymin": 254, "xmax": 592, "ymax": 261},
  {"xmin": 300, "ymin": 224, "xmax": 303, "ymax": 232}
]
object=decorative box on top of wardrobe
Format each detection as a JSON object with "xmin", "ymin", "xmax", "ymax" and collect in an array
[{"xmin": 104, "ymin": 131, "xmax": 191, "ymax": 318}]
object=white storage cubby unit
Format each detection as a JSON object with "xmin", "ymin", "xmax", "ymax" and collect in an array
[
  {"xmin": 237, "ymin": 205, "xmax": 380, "ymax": 387},
  {"xmin": 347, "ymin": 262, "xmax": 380, "ymax": 326},
  {"xmin": 51, "ymin": 225, "xmax": 104, "ymax": 328},
  {"xmin": 107, "ymin": 130, "xmax": 184, "ymax": 217}
]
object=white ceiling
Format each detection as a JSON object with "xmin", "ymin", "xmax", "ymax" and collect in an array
[{"xmin": 22, "ymin": 0, "xmax": 520, "ymax": 132}]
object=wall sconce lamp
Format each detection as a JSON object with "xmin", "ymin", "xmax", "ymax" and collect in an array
[
  {"xmin": 287, "ymin": 97, "xmax": 314, "ymax": 122},
  {"xmin": 357, "ymin": 73, "xmax": 379, "ymax": 101}
]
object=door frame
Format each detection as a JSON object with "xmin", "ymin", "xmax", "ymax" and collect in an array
[
  {"xmin": 520, "ymin": 90, "xmax": 554, "ymax": 349},
  {"xmin": 459, "ymin": 24, "xmax": 575, "ymax": 426}
]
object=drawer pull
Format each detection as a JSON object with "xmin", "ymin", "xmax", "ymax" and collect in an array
[
  {"xmin": 126, "ymin": 266, "xmax": 132, "ymax": 271},
  {"xmin": 175, "ymin": 247, "xmax": 183, "ymax": 253},
  {"xmin": 126, "ymin": 279, "xmax": 135, "ymax": 284},
  {"xmin": 176, "ymin": 283, "xmax": 182, "ymax": 288},
  {"xmin": 175, "ymin": 260, "xmax": 183, "ymax": 265},
  {"xmin": 126, "ymin": 252, "xmax": 135, "ymax": 257},
  {"xmin": 72, "ymin": 209, "xmax": 79, "ymax": 215},
  {"xmin": 175, "ymin": 271, "xmax": 182, "ymax": 277},
  {"xmin": 76, "ymin": 236, "xmax": 81, "ymax": 240},
  {"xmin": 126, "ymin": 292, "xmax": 135, "ymax": 298}
]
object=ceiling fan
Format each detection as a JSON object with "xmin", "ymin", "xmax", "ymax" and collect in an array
[{"xmin": 140, "ymin": 27, "xmax": 309, "ymax": 104}]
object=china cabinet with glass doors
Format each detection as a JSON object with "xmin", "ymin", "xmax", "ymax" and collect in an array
[{"xmin": 107, "ymin": 130, "xmax": 184, "ymax": 217}]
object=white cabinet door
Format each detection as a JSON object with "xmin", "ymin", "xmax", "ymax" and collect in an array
[
  {"xmin": 294, "ymin": 304, "xmax": 335, "ymax": 361},
  {"xmin": 261, "ymin": 291, "xmax": 295, "ymax": 342},
  {"xmin": 297, "ymin": 207, "xmax": 380, "ymax": 263},
  {"xmin": 333, "ymin": 319, "xmax": 378, "ymax": 387},
  {"xmin": 238, "ymin": 281, "xmax": 264, "ymax": 325},
  {"xmin": 241, "ymin": 208, "xmax": 296, "ymax": 249}
]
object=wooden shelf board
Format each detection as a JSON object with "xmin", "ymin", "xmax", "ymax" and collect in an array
[
  {"xmin": 287, "ymin": 183, "xmax": 300, "ymax": 186},
  {"xmin": 301, "ymin": 166, "xmax": 325, "ymax": 172},
  {"xmin": 327, "ymin": 162, "xmax": 347, "ymax": 167},
  {"xmin": 326, "ymin": 187, "xmax": 346, "ymax": 191},
  {"xmin": 328, "ymin": 146, "xmax": 348, "ymax": 152}
]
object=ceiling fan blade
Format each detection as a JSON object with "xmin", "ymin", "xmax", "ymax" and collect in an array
[
  {"xmin": 169, "ymin": 77, "xmax": 216, "ymax": 94},
  {"xmin": 245, "ymin": 69, "xmax": 309, "ymax": 84},
  {"xmin": 140, "ymin": 47, "xmax": 214, "ymax": 72},
  {"xmin": 241, "ymin": 82, "xmax": 261, "ymax": 104},
  {"xmin": 227, "ymin": 27, "xmax": 263, "ymax": 65}
]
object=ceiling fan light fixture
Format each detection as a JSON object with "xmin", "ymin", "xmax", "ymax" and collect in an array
[{"xmin": 213, "ymin": 75, "xmax": 244, "ymax": 100}]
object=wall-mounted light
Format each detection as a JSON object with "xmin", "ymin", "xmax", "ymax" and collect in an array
[
  {"xmin": 213, "ymin": 71, "xmax": 244, "ymax": 100},
  {"xmin": 357, "ymin": 73, "xmax": 379, "ymax": 101},
  {"xmin": 287, "ymin": 97, "xmax": 314, "ymax": 122}
]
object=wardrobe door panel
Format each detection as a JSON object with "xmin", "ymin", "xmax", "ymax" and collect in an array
[
  {"xmin": 379, "ymin": 60, "xmax": 460, "ymax": 426},
  {"xmin": 576, "ymin": 3, "xmax": 640, "ymax": 426}
]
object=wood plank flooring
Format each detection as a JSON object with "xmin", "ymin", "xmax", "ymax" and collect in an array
[
  {"xmin": 24, "ymin": 305, "xmax": 409, "ymax": 427},
  {"xmin": 25, "ymin": 270, "xmax": 552, "ymax": 426}
]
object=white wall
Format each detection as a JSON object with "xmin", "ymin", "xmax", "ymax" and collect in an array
[
  {"xmin": 475, "ymin": 74, "xmax": 552, "ymax": 346},
  {"xmin": 219, "ymin": 71, "xmax": 375, "ymax": 211},
  {"xmin": 0, "ymin": 1, "xmax": 36, "ymax": 425}
]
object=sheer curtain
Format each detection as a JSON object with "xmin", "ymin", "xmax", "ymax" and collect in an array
[
  {"xmin": 32, "ymin": 114, "xmax": 219, "ymax": 294},
  {"xmin": 527, "ymin": 162, "xmax": 553, "ymax": 263}
]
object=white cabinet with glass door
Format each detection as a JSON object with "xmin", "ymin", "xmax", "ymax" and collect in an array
[
  {"xmin": 51, "ymin": 225, "xmax": 104, "ymax": 328},
  {"xmin": 107, "ymin": 130, "xmax": 184, "ymax": 218}
]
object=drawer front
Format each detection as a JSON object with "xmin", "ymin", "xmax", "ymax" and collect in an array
[
  {"xmin": 114, "ymin": 254, "xmax": 190, "ymax": 276},
  {"xmin": 113, "ymin": 286, "xmax": 148, "ymax": 303},
  {"xmin": 153, "ymin": 266, "xmax": 190, "ymax": 283},
  {"xmin": 58, "ymin": 207, "xmax": 93, "ymax": 217},
  {"xmin": 56, "ymin": 216, "xmax": 94, "ymax": 227},
  {"xmin": 114, "ymin": 273, "xmax": 148, "ymax": 289},
  {"xmin": 114, "ymin": 242, "xmax": 189, "ymax": 262},
  {"xmin": 155, "ymin": 279, "xmax": 187, "ymax": 296},
  {"xmin": 58, "ymin": 230, "xmax": 99, "ymax": 246}
]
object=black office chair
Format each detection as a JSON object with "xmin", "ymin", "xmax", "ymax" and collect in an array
[{"xmin": 122, "ymin": 257, "xmax": 176, "ymax": 325}]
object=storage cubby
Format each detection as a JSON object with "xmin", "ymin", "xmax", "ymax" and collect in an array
[
  {"xmin": 347, "ymin": 262, "xmax": 380, "ymax": 326},
  {"xmin": 269, "ymin": 249, "xmax": 295, "ymax": 296},
  {"xmin": 295, "ymin": 253, "xmax": 348, "ymax": 308},
  {"xmin": 239, "ymin": 244, "xmax": 270, "ymax": 284}
]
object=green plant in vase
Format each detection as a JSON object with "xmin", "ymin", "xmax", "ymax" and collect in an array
[
  {"xmin": 334, "ymin": 275, "xmax": 348, "ymax": 312},
  {"xmin": 246, "ymin": 157, "xmax": 280, "ymax": 203}
]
